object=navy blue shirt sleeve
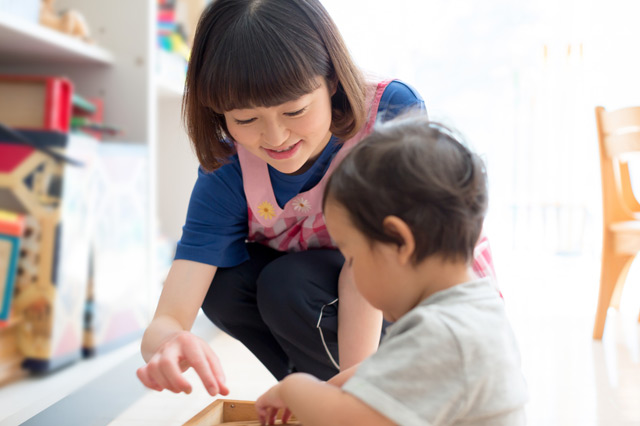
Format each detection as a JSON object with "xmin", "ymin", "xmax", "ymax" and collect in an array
[
  {"xmin": 377, "ymin": 80, "xmax": 425, "ymax": 122},
  {"xmin": 174, "ymin": 158, "xmax": 250, "ymax": 267},
  {"xmin": 174, "ymin": 80, "xmax": 425, "ymax": 267}
]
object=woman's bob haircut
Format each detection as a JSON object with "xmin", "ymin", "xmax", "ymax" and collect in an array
[{"xmin": 183, "ymin": 0, "xmax": 367, "ymax": 171}]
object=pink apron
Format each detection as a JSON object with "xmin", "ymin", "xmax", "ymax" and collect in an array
[{"xmin": 237, "ymin": 80, "xmax": 497, "ymax": 283}]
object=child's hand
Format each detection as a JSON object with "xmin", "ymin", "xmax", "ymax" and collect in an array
[
  {"xmin": 136, "ymin": 331, "xmax": 229, "ymax": 396},
  {"xmin": 255, "ymin": 383, "xmax": 293, "ymax": 425}
]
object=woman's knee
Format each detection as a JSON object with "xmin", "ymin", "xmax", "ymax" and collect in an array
[
  {"xmin": 256, "ymin": 260, "xmax": 300, "ymax": 329},
  {"xmin": 201, "ymin": 269, "xmax": 253, "ymax": 332},
  {"xmin": 204, "ymin": 243, "xmax": 284, "ymax": 330}
]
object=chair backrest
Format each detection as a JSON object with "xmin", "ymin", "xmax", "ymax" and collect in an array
[{"xmin": 594, "ymin": 106, "xmax": 640, "ymax": 225}]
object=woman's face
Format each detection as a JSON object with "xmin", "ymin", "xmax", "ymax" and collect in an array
[{"xmin": 223, "ymin": 77, "xmax": 334, "ymax": 174}]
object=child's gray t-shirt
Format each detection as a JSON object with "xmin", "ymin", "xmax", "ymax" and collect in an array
[{"xmin": 342, "ymin": 278, "xmax": 528, "ymax": 426}]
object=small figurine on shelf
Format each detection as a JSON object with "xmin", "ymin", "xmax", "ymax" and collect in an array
[{"xmin": 39, "ymin": 0, "xmax": 92, "ymax": 43}]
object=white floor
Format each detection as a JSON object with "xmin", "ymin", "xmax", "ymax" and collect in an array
[
  {"xmin": 1, "ymin": 249, "xmax": 639, "ymax": 425},
  {"xmin": 499, "ymin": 252, "xmax": 640, "ymax": 426}
]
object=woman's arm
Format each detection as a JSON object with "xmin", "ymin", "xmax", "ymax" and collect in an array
[
  {"xmin": 137, "ymin": 259, "xmax": 229, "ymax": 396},
  {"xmin": 337, "ymin": 262, "xmax": 383, "ymax": 370},
  {"xmin": 256, "ymin": 373, "xmax": 394, "ymax": 426}
]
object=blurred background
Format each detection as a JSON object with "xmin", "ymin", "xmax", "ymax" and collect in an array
[
  {"xmin": 0, "ymin": 0, "xmax": 639, "ymax": 425},
  {"xmin": 325, "ymin": 0, "xmax": 639, "ymax": 258}
]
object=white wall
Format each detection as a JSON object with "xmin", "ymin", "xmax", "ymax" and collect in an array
[{"xmin": 321, "ymin": 0, "xmax": 640, "ymax": 255}]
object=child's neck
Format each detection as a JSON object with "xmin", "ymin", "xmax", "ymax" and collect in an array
[
  {"xmin": 414, "ymin": 256, "xmax": 473, "ymax": 304},
  {"xmin": 385, "ymin": 255, "xmax": 476, "ymax": 322}
]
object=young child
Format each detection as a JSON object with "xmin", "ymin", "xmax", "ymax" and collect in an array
[
  {"xmin": 255, "ymin": 114, "xmax": 527, "ymax": 425},
  {"xmin": 137, "ymin": 0, "xmax": 495, "ymax": 397}
]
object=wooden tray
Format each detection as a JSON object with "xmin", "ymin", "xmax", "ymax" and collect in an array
[{"xmin": 183, "ymin": 399, "xmax": 301, "ymax": 425}]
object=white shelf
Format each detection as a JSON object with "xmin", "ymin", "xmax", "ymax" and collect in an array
[
  {"xmin": 0, "ymin": 12, "xmax": 114, "ymax": 65},
  {"xmin": 156, "ymin": 49, "xmax": 187, "ymax": 99},
  {"xmin": 156, "ymin": 75, "xmax": 185, "ymax": 99}
]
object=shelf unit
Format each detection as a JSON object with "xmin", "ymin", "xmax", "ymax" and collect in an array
[
  {"xmin": 1, "ymin": 1, "xmax": 200, "ymax": 243},
  {"xmin": 0, "ymin": 4, "xmax": 154, "ymax": 144},
  {"xmin": 0, "ymin": 0, "xmax": 202, "ymax": 324},
  {"xmin": 0, "ymin": 1, "xmax": 162, "ymax": 374},
  {"xmin": 0, "ymin": 11, "xmax": 114, "ymax": 65}
]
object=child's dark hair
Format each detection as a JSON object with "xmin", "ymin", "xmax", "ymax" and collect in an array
[
  {"xmin": 183, "ymin": 0, "xmax": 367, "ymax": 171},
  {"xmin": 324, "ymin": 113, "xmax": 488, "ymax": 264}
]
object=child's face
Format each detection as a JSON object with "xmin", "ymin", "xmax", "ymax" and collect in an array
[
  {"xmin": 223, "ymin": 77, "xmax": 334, "ymax": 175},
  {"xmin": 324, "ymin": 200, "xmax": 412, "ymax": 322}
]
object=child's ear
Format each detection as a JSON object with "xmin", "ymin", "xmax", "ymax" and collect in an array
[{"xmin": 382, "ymin": 216, "xmax": 415, "ymax": 265}]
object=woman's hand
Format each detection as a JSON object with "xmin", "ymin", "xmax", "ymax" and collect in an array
[
  {"xmin": 136, "ymin": 331, "xmax": 229, "ymax": 396},
  {"xmin": 255, "ymin": 382, "xmax": 293, "ymax": 425}
]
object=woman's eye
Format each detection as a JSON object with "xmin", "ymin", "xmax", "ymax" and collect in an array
[
  {"xmin": 285, "ymin": 107, "xmax": 307, "ymax": 117},
  {"xmin": 234, "ymin": 118, "xmax": 256, "ymax": 125}
]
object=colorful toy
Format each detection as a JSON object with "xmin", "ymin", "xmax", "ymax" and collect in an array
[
  {"xmin": 0, "ymin": 210, "xmax": 25, "ymax": 325},
  {"xmin": 157, "ymin": 0, "xmax": 190, "ymax": 81},
  {"xmin": 2, "ymin": 133, "xmax": 97, "ymax": 371},
  {"xmin": 0, "ymin": 75, "xmax": 72, "ymax": 133},
  {"xmin": 0, "ymin": 120, "xmax": 96, "ymax": 371},
  {"xmin": 71, "ymin": 96, "xmax": 121, "ymax": 140}
]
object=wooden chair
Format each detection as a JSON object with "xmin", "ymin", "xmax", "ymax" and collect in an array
[{"xmin": 593, "ymin": 106, "xmax": 640, "ymax": 339}]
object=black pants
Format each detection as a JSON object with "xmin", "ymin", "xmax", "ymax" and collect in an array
[{"xmin": 201, "ymin": 243, "xmax": 346, "ymax": 381}]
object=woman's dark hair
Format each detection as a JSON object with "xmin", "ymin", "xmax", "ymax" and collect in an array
[
  {"xmin": 183, "ymin": 0, "xmax": 367, "ymax": 171},
  {"xmin": 324, "ymin": 113, "xmax": 488, "ymax": 264}
]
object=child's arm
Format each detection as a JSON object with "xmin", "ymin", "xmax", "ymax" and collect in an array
[
  {"xmin": 137, "ymin": 259, "xmax": 229, "ymax": 396},
  {"xmin": 337, "ymin": 262, "xmax": 383, "ymax": 370},
  {"xmin": 256, "ymin": 373, "xmax": 394, "ymax": 426},
  {"xmin": 326, "ymin": 363, "xmax": 359, "ymax": 387}
]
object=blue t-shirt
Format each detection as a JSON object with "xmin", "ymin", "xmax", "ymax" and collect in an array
[{"xmin": 175, "ymin": 80, "xmax": 425, "ymax": 267}]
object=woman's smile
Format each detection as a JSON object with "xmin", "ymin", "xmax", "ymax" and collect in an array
[{"xmin": 263, "ymin": 140, "xmax": 302, "ymax": 159}]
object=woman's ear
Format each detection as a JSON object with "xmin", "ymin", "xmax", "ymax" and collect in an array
[
  {"xmin": 327, "ymin": 76, "xmax": 339, "ymax": 96},
  {"xmin": 382, "ymin": 216, "xmax": 415, "ymax": 265}
]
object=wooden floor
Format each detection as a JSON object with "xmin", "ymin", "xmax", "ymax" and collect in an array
[
  {"xmin": 0, "ymin": 316, "xmax": 277, "ymax": 426},
  {"xmin": 110, "ymin": 332, "xmax": 277, "ymax": 426},
  {"xmin": 1, "ymin": 250, "xmax": 640, "ymax": 426}
]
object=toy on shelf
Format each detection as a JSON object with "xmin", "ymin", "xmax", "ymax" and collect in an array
[
  {"xmin": 0, "ymin": 75, "xmax": 72, "ymax": 133},
  {"xmin": 183, "ymin": 399, "xmax": 300, "ymax": 426},
  {"xmin": 157, "ymin": 0, "xmax": 190, "ymax": 61},
  {"xmin": 71, "ymin": 95, "xmax": 121, "ymax": 140},
  {"xmin": 0, "ymin": 127, "xmax": 97, "ymax": 372},
  {"xmin": 0, "ymin": 210, "xmax": 27, "ymax": 385},
  {"xmin": 39, "ymin": 0, "xmax": 92, "ymax": 43},
  {"xmin": 0, "ymin": 210, "xmax": 25, "ymax": 325},
  {"xmin": 0, "ymin": 74, "xmax": 97, "ymax": 372},
  {"xmin": 157, "ymin": 0, "xmax": 190, "ymax": 87}
]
